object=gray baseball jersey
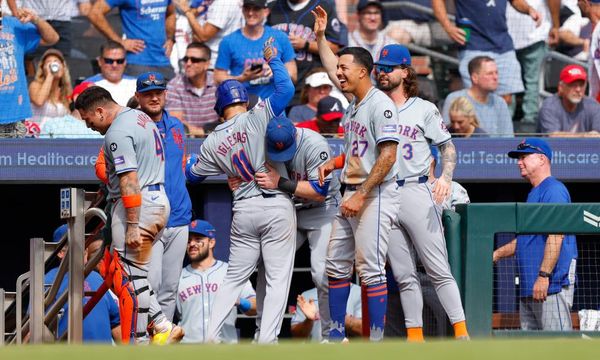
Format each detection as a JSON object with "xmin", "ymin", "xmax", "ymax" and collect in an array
[
  {"xmin": 395, "ymin": 97, "xmax": 451, "ymax": 178},
  {"xmin": 103, "ymin": 108, "xmax": 165, "ymax": 199},
  {"xmin": 103, "ymin": 107, "xmax": 170, "ymax": 342},
  {"xmin": 194, "ymin": 100, "xmax": 297, "ymax": 344},
  {"xmin": 388, "ymin": 97, "xmax": 465, "ymax": 331},
  {"xmin": 269, "ymin": 127, "xmax": 341, "ymax": 339},
  {"xmin": 176, "ymin": 261, "xmax": 256, "ymax": 343},
  {"xmin": 340, "ymin": 87, "xmax": 401, "ymax": 184},
  {"xmin": 291, "ymin": 285, "xmax": 362, "ymax": 342},
  {"xmin": 285, "ymin": 128, "xmax": 341, "ymax": 207},
  {"xmin": 191, "ymin": 99, "xmax": 287, "ymax": 200}
]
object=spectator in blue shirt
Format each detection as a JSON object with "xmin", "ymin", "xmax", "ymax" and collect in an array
[
  {"xmin": 432, "ymin": 0, "xmax": 540, "ymax": 107},
  {"xmin": 0, "ymin": 5, "xmax": 58, "ymax": 137},
  {"xmin": 214, "ymin": 0, "xmax": 297, "ymax": 100},
  {"xmin": 87, "ymin": 0, "xmax": 176, "ymax": 79}
]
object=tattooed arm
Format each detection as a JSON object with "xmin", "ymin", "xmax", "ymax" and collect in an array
[
  {"xmin": 341, "ymin": 141, "xmax": 398, "ymax": 218},
  {"xmin": 432, "ymin": 141, "xmax": 457, "ymax": 204},
  {"xmin": 119, "ymin": 171, "xmax": 142, "ymax": 248}
]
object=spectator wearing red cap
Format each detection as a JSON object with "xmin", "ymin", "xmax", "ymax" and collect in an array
[
  {"xmin": 38, "ymin": 81, "xmax": 102, "ymax": 138},
  {"xmin": 296, "ymin": 96, "xmax": 344, "ymax": 137},
  {"xmin": 538, "ymin": 64, "xmax": 600, "ymax": 137}
]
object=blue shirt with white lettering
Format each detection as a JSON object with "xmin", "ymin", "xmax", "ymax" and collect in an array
[
  {"xmin": 516, "ymin": 176, "xmax": 578, "ymax": 298},
  {"xmin": 216, "ymin": 26, "xmax": 295, "ymax": 100},
  {"xmin": 106, "ymin": 0, "xmax": 171, "ymax": 66},
  {"xmin": 0, "ymin": 16, "xmax": 41, "ymax": 123}
]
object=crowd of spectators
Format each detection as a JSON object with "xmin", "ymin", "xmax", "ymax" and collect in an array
[{"xmin": 2, "ymin": 0, "xmax": 600, "ymax": 139}]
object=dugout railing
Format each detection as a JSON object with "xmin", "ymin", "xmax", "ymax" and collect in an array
[
  {"xmin": 1, "ymin": 189, "xmax": 108, "ymax": 344},
  {"xmin": 450, "ymin": 203, "xmax": 600, "ymax": 337}
]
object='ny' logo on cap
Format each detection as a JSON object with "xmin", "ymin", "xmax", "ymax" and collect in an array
[
  {"xmin": 148, "ymin": 74, "xmax": 156, "ymax": 81},
  {"xmin": 382, "ymin": 49, "xmax": 389, "ymax": 57},
  {"xmin": 191, "ymin": 220, "xmax": 197, "ymax": 227},
  {"xmin": 276, "ymin": 142, "xmax": 285, "ymax": 150}
]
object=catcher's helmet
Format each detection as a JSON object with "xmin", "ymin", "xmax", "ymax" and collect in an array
[{"xmin": 214, "ymin": 79, "xmax": 249, "ymax": 116}]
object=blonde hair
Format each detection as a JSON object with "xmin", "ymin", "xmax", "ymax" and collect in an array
[
  {"xmin": 33, "ymin": 53, "xmax": 73, "ymax": 109},
  {"xmin": 449, "ymin": 96, "xmax": 480, "ymax": 127}
]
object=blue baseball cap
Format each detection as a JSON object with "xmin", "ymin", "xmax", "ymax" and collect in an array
[
  {"xmin": 266, "ymin": 115, "xmax": 297, "ymax": 162},
  {"xmin": 53, "ymin": 224, "xmax": 68, "ymax": 243},
  {"xmin": 189, "ymin": 219, "xmax": 216, "ymax": 238},
  {"xmin": 136, "ymin": 72, "xmax": 167, "ymax": 93},
  {"xmin": 374, "ymin": 44, "xmax": 411, "ymax": 66},
  {"xmin": 507, "ymin": 138, "xmax": 553, "ymax": 161}
]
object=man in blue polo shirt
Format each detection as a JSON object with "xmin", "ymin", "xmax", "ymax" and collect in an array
[
  {"xmin": 88, "ymin": 0, "xmax": 176, "ymax": 79},
  {"xmin": 493, "ymin": 138, "xmax": 577, "ymax": 331},
  {"xmin": 214, "ymin": 0, "xmax": 296, "ymax": 100}
]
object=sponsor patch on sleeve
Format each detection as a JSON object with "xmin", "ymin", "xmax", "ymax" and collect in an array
[
  {"xmin": 382, "ymin": 124, "xmax": 397, "ymax": 133},
  {"xmin": 114, "ymin": 156, "xmax": 125, "ymax": 166}
]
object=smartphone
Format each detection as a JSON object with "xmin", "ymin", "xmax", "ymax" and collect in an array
[{"xmin": 250, "ymin": 63, "xmax": 262, "ymax": 72}]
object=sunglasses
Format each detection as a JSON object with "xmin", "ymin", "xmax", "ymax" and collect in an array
[
  {"xmin": 517, "ymin": 143, "xmax": 545, "ymax": 154},
  {"xmin": 182, "ymin": 56, "xmax": 208, "ymax": 64},
  {"xmin": 103, "ymin": 57, "xmax": 126, "ymax": 65},
  {"xmin": 375, "ymin": 64, "xmax": 397, "ymax": 74},
  {"xmin": 140, "ymin": 79, "xmax": 167, "ymax": 88}
]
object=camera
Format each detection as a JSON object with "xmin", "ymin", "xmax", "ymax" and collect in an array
[{"xmin": 49, "ymin": 62, "xmax": 61, "ymax": 74}]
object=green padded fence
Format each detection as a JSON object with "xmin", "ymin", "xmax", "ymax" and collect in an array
[{"xmin": 450, "ymin": 203, "xmax": 600, "ymax": 337}]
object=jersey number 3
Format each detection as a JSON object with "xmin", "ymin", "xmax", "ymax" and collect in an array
[{"xmin": 232, "ymin": 150, "xmax": 255, "ymax": 182}]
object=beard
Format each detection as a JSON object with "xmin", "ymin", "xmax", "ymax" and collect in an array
[
  {"xmin": 567, "ymin": 94, "xmax": 583, "ymax": 104},
  {"xmin": 376, "ymin": 75, "xmax": 401, "ymax": 91},
  {"xmin": 188, "ymin": 248, "xmax": 209, "ymax": 263}
]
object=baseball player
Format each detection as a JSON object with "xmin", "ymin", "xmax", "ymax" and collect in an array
[
  {"xmin": 134, "ymin": 72, "xmax": 193, "ymax": 323},
  {"xmin": 313, "ymin": 7, "xmax": 401, "ymax": 342},
  {"xmin": 372, "ymin": 44, "xmax": 468, "ymax": 341},
  {"xmin": 176, "ymin": 220, "xmax": 256, "ymax": 343},
  {"xmin": 185, "ymin": 37, "xmax": 296, "ymax": 343},
  {"xmin": 75, "ymin": 86, "xmax": 181, "ymax": 344},
  {"xmin": 242, "ymin": 116, "xmax": 341, "ymax": 340}
]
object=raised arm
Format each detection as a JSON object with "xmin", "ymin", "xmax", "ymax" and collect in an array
[
  {"xmin": 173, "ymin": 0, "xmax": 220, "ymax": 42},
  {"xmin": 264, "ymin": 37, "xmax": 294, "ymax": 116},
  {"xmin": 18, "ymin": 8, "xmax": 59, "ymax": 46},
  {"xmin": 312, "ymin": 6, "xmax": 342, "ymax": 90}
]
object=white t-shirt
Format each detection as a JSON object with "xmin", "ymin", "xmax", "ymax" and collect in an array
[
  {"xmin": 204, "ymin": 0, "xmax": 244, "ymax": 68},
  {"xmin": 505, "ymin": 0, "xmax": 551, "ymax": 50},
  {"xmin": 85, "ymin": 74, "xmax": 137, "ymax": 106}
]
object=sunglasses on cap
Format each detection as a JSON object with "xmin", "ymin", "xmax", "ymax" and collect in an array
[
  {"xmin": 182, "ymin": 56, "xmax": 208, "ymax": 64},
  {"xmin": 103, "ymin": 57, "xmax": 126, "ymax": 65},
  {"xmin": 517, "ymin": 142, "xmax": 546, "ymax": 154},
  {"xmin": 375, "ymin": 64, "xmax": 398, "ymax": 74},
  {"xmin": 140, "ymin": 78, "xmax": 167, "ymax": 87}
]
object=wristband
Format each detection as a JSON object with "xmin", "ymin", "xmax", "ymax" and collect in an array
[
  {"xmin": 122, "ymin": 194, "xmax": 142, "ymax": 208},
  {"xmin": 333, "ymin": 153, "xmax": 345, "ymax": 169},
  {"xmin": 277, "ymin": 177, "xmax": 298, "ymax": 194},
  {"xmin": 538, "ymin": 271, "xmax": 551, "ymax": 278},
  {"xmin": 238, "ymin": 298, "xmax": 251, "ymax": 312}
]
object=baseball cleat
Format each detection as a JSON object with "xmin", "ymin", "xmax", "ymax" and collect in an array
[{"xmin": 150, "ymin": 323, "xmax": 185, "ymax": 345}]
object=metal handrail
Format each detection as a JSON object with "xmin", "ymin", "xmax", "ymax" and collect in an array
[{"xmin": 380, "ymin": 1, "xmax": 456, "ymax": 22}]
